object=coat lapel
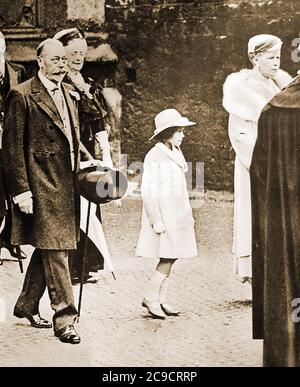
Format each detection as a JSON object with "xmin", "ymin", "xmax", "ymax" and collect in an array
[
  {"xmin": 30, "ymin": 76, "xmax": 65, "ymax": 132},
  {"xmin": 156, "ymin": 143, "xmax": 188, "ymax": 172}
]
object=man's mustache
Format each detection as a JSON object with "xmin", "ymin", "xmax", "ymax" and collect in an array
[{"xmin": 53, "ymin": 70, "xmax": 67, "ymax": 74}]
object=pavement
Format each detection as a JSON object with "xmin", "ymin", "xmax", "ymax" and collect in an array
[{"xmin": 0, "ymin": 192, "xmax": 262, "ymax": 367}]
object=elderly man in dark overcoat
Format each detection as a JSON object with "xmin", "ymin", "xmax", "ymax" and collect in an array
[{"xmin": 2, "ymin": 38, "xmax": 87, "ymax": 344}]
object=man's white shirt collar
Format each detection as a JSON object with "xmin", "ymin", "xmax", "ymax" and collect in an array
[{"xmin": 38, "ymin": 70, "xmax": 62, "ymax": 92}]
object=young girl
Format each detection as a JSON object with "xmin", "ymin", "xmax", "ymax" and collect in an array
[{"xmin": 136, "ymin": 108, "xmax": 198, "ymax": 319}]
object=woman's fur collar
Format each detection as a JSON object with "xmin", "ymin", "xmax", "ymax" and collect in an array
[{"xmin": 223, "ymin": 68, "xmax": 293, "ymax": 121}]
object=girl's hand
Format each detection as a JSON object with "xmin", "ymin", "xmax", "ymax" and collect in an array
[{"xmin": 153, "ymin": 221, "xmax": 166, "ymax": 234}]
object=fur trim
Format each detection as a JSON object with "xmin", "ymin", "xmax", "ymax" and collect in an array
[{"xmin": 223, "ymin": 68, "xmax": 292, "ymax": 122}]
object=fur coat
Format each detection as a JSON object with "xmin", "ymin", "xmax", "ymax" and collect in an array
[
  {"xmin": 223, "ymin": 68, "xmax": 293, "ymax": 259},
  {"xmin": 223, "ymin": 68, "xmax": 292, "ymax": 122}
]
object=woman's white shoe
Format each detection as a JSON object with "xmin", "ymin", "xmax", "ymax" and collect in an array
[
  {"xmin": 142, "ymin": 299, "xmax": 166, "ymax": 319},
  {"xmin": 160, "ymin": 303, "xmax": 180, "ymax": 316}
]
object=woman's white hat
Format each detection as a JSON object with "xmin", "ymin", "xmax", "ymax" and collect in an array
[
  {"xmin": 247, "ymin": 34, "xmax": 282, "ymax": 55},
  {"xmin": 149, "ymin": 108, "xmax": 196, "ymax": 140},
  {"xmin": 53, "ymin": 28, "xmax": 83, "ymax": 40}
]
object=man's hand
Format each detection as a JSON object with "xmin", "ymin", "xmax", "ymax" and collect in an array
[
  {"xmin": 18, "ymin": 197, "xmax": 33, "ymax": 214},
  {"xmin": 153, "ymin": 221, "xmax": 166, "ymax": 234}
]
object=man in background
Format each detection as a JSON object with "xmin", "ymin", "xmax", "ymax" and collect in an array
[{"xmin": 0, "ymin": 30, "xmax": 26, "ymax": 258}]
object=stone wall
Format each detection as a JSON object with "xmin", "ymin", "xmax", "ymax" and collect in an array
[
  {"xmin": 3, "ymin": 0, "xmax": 300, "ymax": 190},
  {"xmin": 3, "ymin": 0, "xmax": 108, "ymax": 62},
  {"xmin": 105, "ymin": 0, "xmax": 300, "ymax": 191}
]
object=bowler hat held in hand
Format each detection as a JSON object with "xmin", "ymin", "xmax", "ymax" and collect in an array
[{"xmin": 77, "ymin": 165, "xmax": 128, "ymax": 204}]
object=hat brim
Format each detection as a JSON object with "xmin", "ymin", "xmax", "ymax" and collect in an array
[
  {"xmin": 148, "ymin": 118, "xmax": 196, "ymax": 141},
  {"xmin": 77, "ymin": 165, "xmax": 128, "ymax": 204}
]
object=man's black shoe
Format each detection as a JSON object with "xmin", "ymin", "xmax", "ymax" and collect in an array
[
  {"xmin": 55, "ymin": 325, "xmax": 81, "ymax": 344},
  {"xmin": 14, "ymin": 308, "xmax": 52, "ymax": 328}
]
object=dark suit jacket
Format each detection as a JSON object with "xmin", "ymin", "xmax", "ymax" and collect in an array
[
  {"xmin": 0, "ymin": 62, "xmax": 25, "ymax": 102},
  {"xmin": 2, "ymin": 75, "xmax": 82, "ymax": 250},
  {"xmin": 0, "ymin": 61, "xmax": 26, "ymax": 217}
]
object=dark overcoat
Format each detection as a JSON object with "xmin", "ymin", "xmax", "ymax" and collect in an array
[
  {"xmin": 2, "ymin": 75, "xmax": 81, "ymax": 250},
  {"xmin": 251, "ymin": 75, "xmax": 300, "ymax": 367},
  {"xmin": 0, "ymin": 61, "xmax": 26, "ymax": 217}
]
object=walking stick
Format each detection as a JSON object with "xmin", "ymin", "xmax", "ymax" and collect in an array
[{"xmin": 77, "ymin": 200, "xmax": 92, "ymax": 322}]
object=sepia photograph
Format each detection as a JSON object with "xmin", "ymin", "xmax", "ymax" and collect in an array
[{"xmin": 0, "ymin": 0, "xmax": 300, "ymax": 370}]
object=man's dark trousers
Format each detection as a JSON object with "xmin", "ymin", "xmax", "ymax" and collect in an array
[{"xmin": 15, "ymin": 249, "xmax": 77, "ymax": 331}]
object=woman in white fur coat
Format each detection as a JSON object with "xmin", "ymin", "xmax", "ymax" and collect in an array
[
  {"xmin": 223, "ymin": 34, "xmax": 293, "ymax": 283},
  {"xmin": 136, "ymin": 108, "xmax": 198, "ymax": 319}
]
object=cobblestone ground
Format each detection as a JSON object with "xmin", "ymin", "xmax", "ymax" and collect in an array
[{"xmin": 0, "ymin": 192, "xmax": 262, "ymax": 367}]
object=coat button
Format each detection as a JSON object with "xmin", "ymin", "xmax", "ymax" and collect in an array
[
  {"xmin": 49, "ymin": 139, "xmax": 55, "ymax": 143},
  {"xmin": 50, "ymin": 152, "xmax": 55, "ymax": 156}
]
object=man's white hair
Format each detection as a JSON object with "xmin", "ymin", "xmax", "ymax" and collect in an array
[{"xmin": 36, "ymin": 38, "xmax": 63, "ymax": 57}]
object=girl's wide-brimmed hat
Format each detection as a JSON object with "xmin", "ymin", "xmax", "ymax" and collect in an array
[{"xmin": 149, "ymin": 108, "xmax": 196, "ymax": 141}]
